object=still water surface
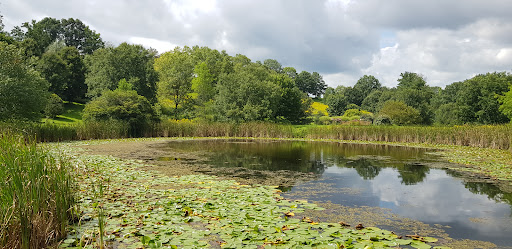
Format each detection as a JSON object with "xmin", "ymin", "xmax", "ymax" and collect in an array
[{"xmin": 162, "ymin": 139, "xmax": 512, "ymax": 247}]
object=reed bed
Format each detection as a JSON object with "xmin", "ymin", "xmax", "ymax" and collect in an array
[
  {"xmin": 303, "ymin": 125, "xmax": 512, "ymax": 150},
  {"xmin": 0, "ymin": 133, "xmax": 75, "ymax": 249},
  {"xmin": 1, "ymin": 121, "xmax": 511, "ymax": 150}
]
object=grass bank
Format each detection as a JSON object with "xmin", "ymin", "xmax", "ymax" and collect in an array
[{"xmin": 0, "ymin": 133, "xmax": 75, "ymax": 249}]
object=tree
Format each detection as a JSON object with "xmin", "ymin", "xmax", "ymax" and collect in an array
[
  {"xmin": 37, "ymin": 50, "xmax": 70, "ymax": 97},
  {"xmin": 191, "ymin": 62, "xmax": 215, "ymax": 104},
  {"xmin": 378, "ymin": 100, "xmax": 421, "ymax": 125},
  {"xmin": 350, "ymin": 75, "xmax": 381, "ymax": 106},
  {"xmin": 12, "ymin": 17, "xmax": 104, "ymax": 56},
  {"xmin": 324, "ymin": 86, "xmax": 350, "ymax": 116},
  {"xmin": 311, "ymin": 72, "xmax": 327, "ymax": 98},
  {"xmin": 395, "ymin": 72, "xmax": 434, "ymax": 124},
  {"xmin": 270, "ymin": 74, "xmax": 311, "ymax": 124},
  {"xmin": 85, "ymin": 43, "xmax": 158, "ymax": 101},
  {"xmin": 283, "ymin": 67, "xmax": 297, "ymax": 79},
  {"xmin": 155, "ymin": 47, "xmax": 195, "ymax": 118},
  {"xmin": 215, "ymin": 66, "xmax": 279, "ymax": 122},
  {"xmin": 498, "ymin": 85, "xmax": 512, "ymax": 120},
  {"xmin": 82, "ymin": 80, "xmax": 156, "ymax": 135},
  {"xmin": 44, "ymin": 93, "xmax": 64, "ymax": 118},
  {"xmin": 263, "ymin": 59, "xmax": 283, "ymax": 73},
  {"xmin": 0, "ymin": 42, "xmax": 49, "ymax": 120}
]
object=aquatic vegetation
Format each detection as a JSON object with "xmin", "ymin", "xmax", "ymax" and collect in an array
[
  {"xmin": 58, "ymin": 148, "xmax": 442, "ymax": 248},
  {"xmin": 0, "ymin": 133, "xmax": 75, "ymax": 249}
]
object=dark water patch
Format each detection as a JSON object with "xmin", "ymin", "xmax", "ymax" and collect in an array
[{"xmin": 159, "ymin": 139, "xmax": 512, "ymax": 247}]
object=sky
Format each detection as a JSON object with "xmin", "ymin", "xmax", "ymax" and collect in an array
[{"xmin": 1, "ymin": 0, "xmax": 512, "ymax": 88}]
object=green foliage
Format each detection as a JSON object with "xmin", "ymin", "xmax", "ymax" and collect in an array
[
  {"xmin": 324, "ymin": 86, "xmax": 349, "ymax": 116},
  {"xmin": 271, "ymin": 74, "xmax": 312, "ymax": 124},
  {"xmin": 13, "ymin": 17, "xmax": 103, "ymax": 56},
  {"xmin": 45, "ymin": 93, "xmax": 64, "ymax": 118},
  {"xmin": 295, "ymin": 71, "xmax": 327, "ymax": 98},
  {"xmin": 379, "ymin": 100, "xmax": 421, "ymax": 125},
  {"xmin": 0, "ymin": 42, "xmax": 49, "ymax": 121},
  {"xmin": 215, "ymin": 64, "xmax": 279, "ymax": 122},
  {"xmin": 498, "ymin": 85, "xmax": 512, "ymax": 120},
  {"xmin": 191, "ymin": 62, "xmax": 215, "ymax": 103},
  {"xmin": 0, "ymin": 133, "xmax": 75, "ymax": 248},
  {"xmin": 83, "ymin": 81, "xmax": 157, "ymax": 136},
  {"xmin": 85, "ymin": 43, "xmax": 158, "ymax": 101},
  {"xmin": 155, "ymin": 47, "xmax": 195, "ymax": 118},
  {"xmin": 435, "ymin": 72, "xmax": 511, "ymax": 124},
  {"xmin": 263, "ymin": 58, "xmax": 283, "ymax": 73},
  {"xmin": 350, "ymin": 75, "xmax": 382, "ymax": 106}
]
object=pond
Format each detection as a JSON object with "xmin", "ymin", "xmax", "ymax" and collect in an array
[{"xmin": 159, "ymin": 139, "xmax": 512, "ymax": 247}]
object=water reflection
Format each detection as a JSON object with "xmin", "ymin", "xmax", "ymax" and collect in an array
[{"xmin": 161, "ymin": 139, "xmax": 512, "ymax": 246}]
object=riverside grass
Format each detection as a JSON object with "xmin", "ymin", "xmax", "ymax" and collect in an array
[
  {"xmin": 0, "ymin": 133, "xmax": 75, "ymax": 249},
  {"xmin": 2, "ymin": 120, "xmax": 511, "ymax": 151}
]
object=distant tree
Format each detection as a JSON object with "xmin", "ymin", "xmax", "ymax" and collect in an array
[
  {"xmin": 85, "ymin": 43, "xmax": 158, "ymax": 101},
  {"xmin": 378, "ymin": 100, "xmax": 421, "ymax": 125},
  {"xmin": 311, "ymin": 72, "xmax": 327, "ymax": 97},
  {"xmin": 12, "ymin": 17, "xmax": 104, "ymax": 56},
  {"xmin": 350, "ymin": 75, "xmax": 381, "ymax": 106},
  {"xmin": 270, "ymin": 74, "xmax": 311, "ymax": 124},
  {"xmin": 155, "ymin": 47, "xmax": 195, "ymax": 118},
  {"xmin": 295, "ymin": 71, "xmax": 314, "ymax": 95},
  {"xmin": 396, "ymin": 72, "xmax": 434, "ymax": 124},
  {"xmin": 191, "ymin": 62, "xmax": 215, "ymax": 104},
  {"xmin": 44, "ymin": 93, "xmax": 64, "ymax": 118},
  {"xmin": 37, "ymin": 50, "xmax": 69, "ymax": 97},
  {"xmin": 283, "ymin": 67, "xmax": 297, "ymax": 79},
  {"xmin": 0, "ymin": 42, "xmax": 49, "ymax": 120},
  {"xmin": 263, "ymin": 59, "xmax": 283, "ymax": 73},
  {"xmin": 324, "ymin": 86, "xmax": 350, "ymax": 116},
  {"xmin": 498, "ymin": 85, "xmax": 512, "ymax": 121},
  {"xmin": 83, "ymin": 80, "xmax": 156, "ymax": 135},
  {"xmin": 215, "ymin": 66, "xmax": 279, "ymax": 122}
]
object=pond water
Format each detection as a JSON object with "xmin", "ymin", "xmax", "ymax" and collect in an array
[{"xmin": 161, "ymin": 139, "xmax": 512, "ymax": 247}]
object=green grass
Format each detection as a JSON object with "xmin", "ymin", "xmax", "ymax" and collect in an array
[
  {"xmin": 0, "ymin": 132, "xmax": 75, "ymax": 249},
  {"xmin": 43, "ymin": 102, "xmax": 84, "ymax": 125}
]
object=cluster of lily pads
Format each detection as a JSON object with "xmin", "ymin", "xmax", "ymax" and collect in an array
[{"xmin": 58, "ymin": 145, "xmax": 448, "ymax": 249}]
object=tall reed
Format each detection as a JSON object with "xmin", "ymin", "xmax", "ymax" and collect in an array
[{"xmin": 0, "ymin": 132, "xmax": 75, "ymax": 249}]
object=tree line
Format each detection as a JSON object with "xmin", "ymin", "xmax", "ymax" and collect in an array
[
  {"xmin": 1, "ymin": 17, "xmax": 329, "ymax": 129},
  {"xmin": 2, "ymin": 16, "xmax": 512, "ymax": 128},
  {"xmin": 324, "ymin": 71, "xmax": 512, "ymax": 125}
]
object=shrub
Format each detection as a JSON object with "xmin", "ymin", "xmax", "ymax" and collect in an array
[
  {"xmin": 44, "ymin": 93, "xmax": 64, "ymax": 118},
  {"xmin": 83, "ymin": 80, "xmax": 157, "ymax": 136},
  {"xmin": 379, "ymin": 100, "xmax": 421, "ymax": 125}
]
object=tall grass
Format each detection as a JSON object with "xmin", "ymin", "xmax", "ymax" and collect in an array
[
  {"xmin": 2, "ymin": 121, "xmax": 511, "ymax": 150},
  {"xmin": 0, "ymin": 132, "xmax": 75, "ymax": 249},
  {"xmin": 303, "ymin": 125, "xmax": 512, "ymax": 150}
]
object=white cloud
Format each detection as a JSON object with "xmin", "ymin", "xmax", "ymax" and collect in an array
[{"xmin": 128, "ymin": 37, "xmax": 179, "ymax": 54}]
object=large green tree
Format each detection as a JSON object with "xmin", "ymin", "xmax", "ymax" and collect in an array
[
  {"xmin": 155, "ymin": 47, "xmax": 195, "ymax": 118},
  {"xmin": 350, "ymin": 75, "xmax": 381, "ymax": 106},
  {"xmin": 85, "ymin": 43, "xmax": 158, "ymax": 101},
  {"xmin": 12, "ymin": 17, "xmax": 103, "ymax": 56},
  {"xmin": 215, "ymin": 64, "xmax": 279, "ymax": 122},
  {"xmin": 0, "ymin": 42, "xmax": 49, "ymax": 120},
  {"xmin": 37, "ymin": 44, "xmax": 86, "ymax": 102},
  {"xmin": 395, "ymin": 72, "xmax": 434, "ymax": 124}
]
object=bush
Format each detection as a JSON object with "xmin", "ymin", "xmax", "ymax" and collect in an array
[
  {"xmin": 83, "ymin": 80, "xmax": 157, "ymax": 136},
  {"xmin": 379, "ymin": 100, "xmax": 421, "ymax": 125},
  {"xmin": 44, "ymin": 93, "xmax": 64, "ymax": 118}
]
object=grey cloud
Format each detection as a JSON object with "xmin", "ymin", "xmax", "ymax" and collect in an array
[{"xmin": 348, "ymin": 0, "xmax": 512, "ymax": 30}]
